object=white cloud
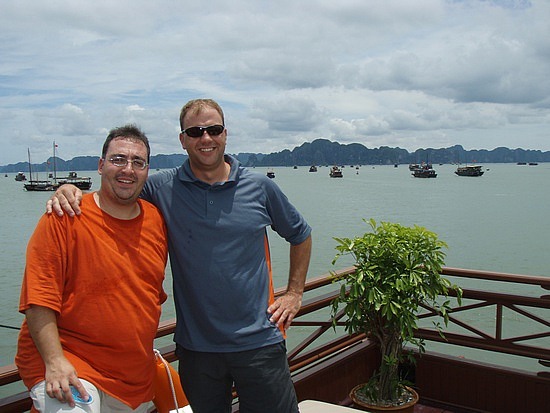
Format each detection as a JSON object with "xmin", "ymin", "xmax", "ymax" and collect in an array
[{"xmin": 1, "ymin": 0, "xmax": 550, "ymax": 165}]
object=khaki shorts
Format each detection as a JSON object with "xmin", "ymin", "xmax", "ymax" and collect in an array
[{"xmin": 30, "ymin": 379, "xmax": 154, "ymax": 413}]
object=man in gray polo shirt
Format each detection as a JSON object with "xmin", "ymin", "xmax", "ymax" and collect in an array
[{"xmin": 48, "ymin": 99, "xmax": 312, "ymax": 413}]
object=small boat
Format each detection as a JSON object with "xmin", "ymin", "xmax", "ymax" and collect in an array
[
  {"xmin": 14, "ymin": 172, "xmax": 26, "ymax": 181},
  {"xmin": 412, "ymin": 164, "xmax": 437, "ymax": 178},
  {"xmin": 529, "ymin": 162, "xmax": 538, "ymax": 166},
  {"xmin": 266, "ymin": 169, "xmax": 275, "ymax": 179},
  {"xmin": 455, "ymin": 165, "xmax": 484, "ymax": 177},
  {"xmin": 517, "ymin": 162, "xmax": 527, "ymax": 165},
  {"xmin": 23, "ymin": 147, "xmax": 59, "ymax": 191},
  {"xmin": 24, "ymin": 180, "xmax": 59, "ymax": 191},
  {"xmin": 308, "ymin": 165, "xmax": 318, "ymax": 172},
  {"xmin": 329, "ymin": 166, "xmax": 343, "ymax": 178},
  {"xmin": 293, "ymin": 165, "xmax": 298, "ymax": 169},
  {"xmin": 24, "ymin": 143, "xmax": 93, "ymax": 191},
  {"xmin": 57, "ymin": 171, "xmax": 92, "ymax": 190}
]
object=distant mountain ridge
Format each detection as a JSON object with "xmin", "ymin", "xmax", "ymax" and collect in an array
[{"xmin": 1, "ymin": 139, "xmax": 548, "ymax": 173}]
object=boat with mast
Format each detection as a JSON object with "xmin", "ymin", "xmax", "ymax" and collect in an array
[
  {"xmin": 24, "ymin": 142, "xmax": 92, "ymax": 191},
  {"xmin": 24, "ymin": 145, "xmax": 58, "ymax": 191}
]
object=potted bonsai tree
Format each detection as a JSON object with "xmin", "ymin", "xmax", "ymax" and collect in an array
[{"xmin": 331, "ymin": 219, "xmax": 461, "ymax": 412}]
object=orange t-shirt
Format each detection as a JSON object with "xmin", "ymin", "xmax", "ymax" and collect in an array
[{"xmin": 16, "ymin": 194, "xmax": 168, "ymax": 408}]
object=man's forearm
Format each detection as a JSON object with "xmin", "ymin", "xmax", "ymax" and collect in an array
[
  {"xmin": 287, "ymin": 235, "xmax": 312, "ymax": 294},
  {"xmin": 25, "ymin": 305, "xmax": 64, "ymax": 364}
]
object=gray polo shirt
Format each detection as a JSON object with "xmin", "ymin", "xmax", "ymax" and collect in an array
[{"xmin": 142, "ymin": 155, "xmax": 311, "ymax": 352}]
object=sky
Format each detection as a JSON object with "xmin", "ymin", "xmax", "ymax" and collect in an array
[{"xmin": 1, "ymin": 0, "xmax": 549, "ymax": 165}]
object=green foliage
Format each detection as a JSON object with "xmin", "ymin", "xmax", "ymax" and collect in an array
[{"xmin": 331, "ymin": 219, "xmax": 462, "ymax": 404}]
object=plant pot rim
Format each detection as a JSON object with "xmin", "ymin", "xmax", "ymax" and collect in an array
[{"xmin": 349, "ymin": 384, "xmax": 419, "ymax": 412}]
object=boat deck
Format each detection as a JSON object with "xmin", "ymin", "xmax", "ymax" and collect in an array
[{"xmin": 1, "ymin": 266, "xmax": 549, "ymax": 413}]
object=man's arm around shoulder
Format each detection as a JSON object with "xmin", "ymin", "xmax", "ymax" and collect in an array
[{"xmin": 46, "ymin": 184, "xmax": 82, "ymax": 217}]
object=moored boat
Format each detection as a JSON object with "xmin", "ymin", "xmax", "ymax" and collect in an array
[
  {"xmin": 329, "ymin": 166, "xmax": 343, "ymax": 178},
  {"xmin": 57, "ymin": 171, "xmax": 92, "ymax": 190},
  {"xmin": 24, "ymin": 180, "xmax": 59, "ymax": 191},
  {"xmin": 24, "ymin": 144, "xmax": 59, "ymax": 192},
  {"xmin": 24, "ymin": 144, "xmax": 93, "ymax": 191},
  {"xmin": 455, "ymin": 164, "xmax": 484, "ymax": 177},
  {"xmin": 14, "ymin": 172, "xmax": 26, "ymax": 181},
  {"xmin": 308, "ymin": 165, "xmax": 317, "ymax": 172},
  {"xmin": 266, "ymin": 169, "xmax": 275, "ymax": 178},
  {"xmin": 412, "ymin": 164, "xmax": 437, "ymax": 178}
]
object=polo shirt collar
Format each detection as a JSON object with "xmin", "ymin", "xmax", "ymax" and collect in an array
[{"xmin": 179, "ymin": 154, "xmax": 240, "ymax": 186}]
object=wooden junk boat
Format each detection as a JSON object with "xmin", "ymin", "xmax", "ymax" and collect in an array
[
  {"xmin": 57, "ymin": 171, "xmax": 93, "ymax": 191},
  {"xmin": 455, "ymin": 165, "xmax": 485, "ymax": 177},
  {"xmin": 329, "ymin": 166, "xmax": 343, "ymax": 178},
  {"xmin": 412, "ymin": 164, "xmax": 437, "ymax": 178},
  {"xmin": 24, "ymin": 144, "xmax": 92, "ymax": 192},
  {"xmin": 1, "ymin": 266, "xmax": 549, "ymax": 412}
]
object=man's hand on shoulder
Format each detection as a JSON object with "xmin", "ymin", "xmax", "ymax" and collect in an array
[{"xmin": 45, "ymin": 184, "xmax": 83, "ymax": 217}]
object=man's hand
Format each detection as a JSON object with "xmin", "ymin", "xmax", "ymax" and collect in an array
[
  {"xmin": 44, "ymin": 356, "xmax": 90, "ymax": 407},
  {"xmin": 267, "ymin": 290, "xmax": 303, "ymax": 330},
  {"xmin": 25, "ymin": 305, "xmax": 90, "ymax": 406},
  {"xmin": 45, "ymin": 184, "xmax": 83, "ymax": 217}
]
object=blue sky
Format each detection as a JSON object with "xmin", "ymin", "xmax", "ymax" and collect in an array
[{"xmin": 1, "ymin": 0, "xmax": 549, "ymax": 165}]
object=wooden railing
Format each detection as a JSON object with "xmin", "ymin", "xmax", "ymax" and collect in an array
[{"xmin": 1, "ymin": 266, "xmax": 549, "ymax": 412}]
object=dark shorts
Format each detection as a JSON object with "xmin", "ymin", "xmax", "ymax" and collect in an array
[{"xmin": 176, "ymin": 342, "xmax": 298, "ymax": 413}]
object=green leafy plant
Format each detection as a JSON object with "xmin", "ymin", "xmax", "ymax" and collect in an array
[{"xmin": 331, "ymin": 219, "xmax": 462, "ymax": 405}]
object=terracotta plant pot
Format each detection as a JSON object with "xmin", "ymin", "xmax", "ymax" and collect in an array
[{"xmin": 349, "ymin": 384, "xmax": 419, "ymax": 413}]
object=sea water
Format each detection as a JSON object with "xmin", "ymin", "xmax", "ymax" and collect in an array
[{"xmin": 1, "ymin": 163, "xmax": 549, "ymax": 384}]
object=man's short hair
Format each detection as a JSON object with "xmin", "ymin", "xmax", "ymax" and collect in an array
[
  {"xmin": 102, "ymin": 124, "xmax": 151, "ymax": 162},
  {"xmin": 179, "ymin": 99, "xmax": 225, "ymax": 131}
]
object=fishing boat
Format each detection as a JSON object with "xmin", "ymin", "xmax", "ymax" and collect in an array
[
  {"xmin": 412, "ymin": 164, "xmax": 437, "ymax": 178},
  {"xmin": 266, "ymin": 169, "xmax": 275, "ymax": 178},
  {"xmin": 23, "ymin": 146, "xmax": 60, "ymax": 192},
  {"xmin": 24, "ymin": 143, "xmax": 92, "ymax": 191},
  {"xmin": 329, "ymin": 166, "xmax": 343, "ymax": 178},
  {"xmin": 57, "ymin": 171, "xmax": 92, "ymax": 190},
  {"xmin": 24, "ymin": 180, "xmax": 59, "ymax": 191},
  {"xmin": 14, "ymin": 172, "xmax": 26, "ymax": 181},
  {"xmin": 1, "ymin": 266, "xmax": 548, "ymax": 412},
  {"xmin": 455, "ymin": 164, "xmax": 484, "ymax": 177}
]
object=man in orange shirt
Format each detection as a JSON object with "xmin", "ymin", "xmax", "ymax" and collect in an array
[{"xmin": 16, "ymin": 125, "xmax": 168, "ymax": 412}]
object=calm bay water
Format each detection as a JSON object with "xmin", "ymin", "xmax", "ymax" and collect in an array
[{"xmin": 1, "ymin": 163, "xmax": 549, "ymax": 382}]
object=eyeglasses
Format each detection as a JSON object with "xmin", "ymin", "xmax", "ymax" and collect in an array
[
  {"xmin": 181, "ymin": 124, "xmax": 225, "ymax": 138},
  {"xmin": 107, "ymin": 156, "xmax": 148, "ymax": 170}
]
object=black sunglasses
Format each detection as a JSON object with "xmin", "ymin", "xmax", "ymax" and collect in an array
[{"xmin": 182, "ymin": 124, "xmax": 225, "ymax": 138}]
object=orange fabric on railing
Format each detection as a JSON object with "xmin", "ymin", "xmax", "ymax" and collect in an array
[{"xmin": 152, "ymin": 353, "xmax": 188, "ymax": 413}]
